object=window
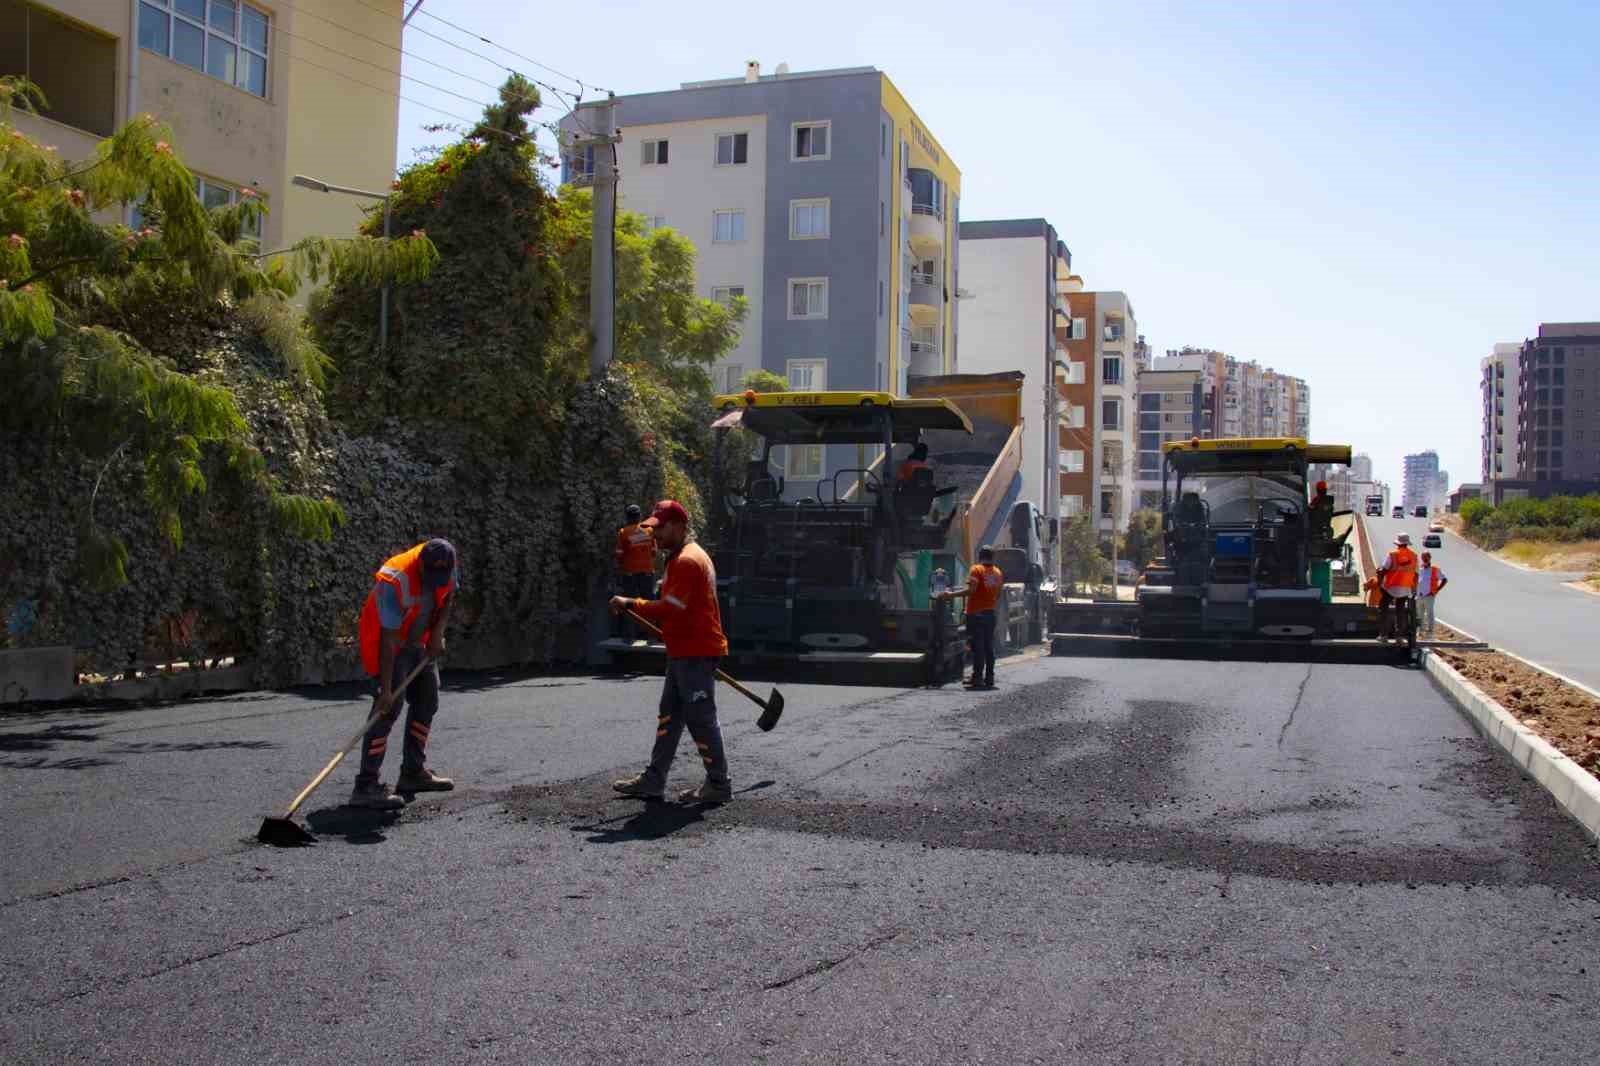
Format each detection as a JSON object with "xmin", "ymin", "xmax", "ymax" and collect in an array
[
  {"xmin": 640, "ymin": 214, "xmax": 666, "ymax": 232},
  {"xmin": 3, "ymin": 0, "xmax": 118, "ymax": 135},
  {"xmin": 150, "ymin": 175, "xmax": 262, "ymax": 239},
  {"xmin": 1102, "ymin": 399, "xmax": 1122, "ymax": 430},
  {"xmin": 710, "ymin": 285, "xmax": 745, "ymax": 308},
  {"xmin": 878, "ymin": 281, "xmax": 884, "ymax": 317},
  {"xmin": 1062, "ymin": 449, "xmax": 1085, "ymax": 473},
  {"xmin": 1102, "ymin": 357, "xmax": 1122, "ymax": 385},
  {"xmin": 568, "ymin": 145, "xmax": 595, "ymax": 181},
  {"xmin": 641, "ymin": 139, "xmax": 668, "ymax": 165},
  {"xmin": 139, "ymin": 0, "xmax": 269, "ymax": 97},
  {"xmin": 715, "ymin": 132, "xmax": 748, "ymax": 166},
  {"xmin": 1104, "ymin": 319, "xmax": 1124, "ymax": 342},
  {"xmin": 788, "ymin": 445, "xmax": 824, "ymax": 479},
  {"xmin": 1062, "ymin": 495, "xmax": 1084, "ymax": 517},
  {"xmin": 1101, "ymin": 492, "xmax": 1115, "ymax": 516},
  {"xmin": 719, "ymin": 364, "xmax": 745, "ymax": 393},
  {"xmin": 789, "ymin": 198, "xmax": 830, "ymax": 239},
  {"xmin": 792, "ymin": 121, "xmax": 830, "ymax": 161},
  {"xmin": 788, "ymin": 278, "xmax": 828, "ymax": 320},
  {"xmin": 787, "ymin": 358, "xmax": 827, "ymax": 392},
  {"xmin": 1070, "ymin": 317, "xmax": 1087, "ymax": 341},
  {"xmin": 881, "ymin": 122, "xmax": 887, "ymax": 157},
  {"xmin": 880, "ymin": 201, "xmax": 885, "ymax": 236},
  {"xmin": 1060, "ymin": 362, "xmax": 1085, "ymax": 385},
  {"xmin": 712, "ymin": 209, "xmax": 745, "ymax": 243}
]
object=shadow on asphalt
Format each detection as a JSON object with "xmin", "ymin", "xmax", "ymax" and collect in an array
[
  {"xmin": 572, "ymin": 780, "xmax": 778, "ymax": 844},
  {"xmin": 305, "ymin": 805, "xmax": 401, "ymax": 845}
]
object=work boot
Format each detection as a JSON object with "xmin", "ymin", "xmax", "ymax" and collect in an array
[
  {"xmin": 349, "ymin": 780, "xmax": 404, "ymax": 810},
  {"xmin": 678, "ymin": 780, "xmax": 733, "ymax": 805},
  {"xmin": 612, "ymin": 773, "xmax": 664, "ymax": 800},
  {"xmin": 396, "ymin": 767, "xmax": 454, "ymax": 793}
]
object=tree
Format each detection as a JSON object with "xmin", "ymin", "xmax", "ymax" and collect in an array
[
  {"xmin": 1058, "ymin": 514, "xmax": 1105, "ymax": 595},
  {"xmin": 1121, "ymin": 508, "xmax": 1164, "ymax": 569},
  {"xmin": 0, "ymin": 77, "xmax": 435, "ymax": 588}
]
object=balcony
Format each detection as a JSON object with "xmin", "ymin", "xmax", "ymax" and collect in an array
[
  {"xmin": 908, "ymin": 269, "xmax": 942, "ymax": 323},
  {"xmin": 907, "ymin": 167, "xmax": 944, "ymax": 253}
]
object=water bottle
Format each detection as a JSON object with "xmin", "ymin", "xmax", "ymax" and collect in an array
[{"xmin": 930, "ymin": 568, "xmax": 949, "ymax": 601}]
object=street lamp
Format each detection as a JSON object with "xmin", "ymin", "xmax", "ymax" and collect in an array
[{"xmin": 291, "ymin": 173, "xmax": 392, "ymax": 351}]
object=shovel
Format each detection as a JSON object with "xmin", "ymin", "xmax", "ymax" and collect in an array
[
  {"xmin": 257, "ymin": 656, "xmax": 434, "ymax": 846},
  {"xmin": 625, "ymin": 609, "xmax": 785, "ymax": 731}
]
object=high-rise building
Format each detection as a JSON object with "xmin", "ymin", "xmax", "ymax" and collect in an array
[
  {"xmin": 1062, "ymin": 288, "xmax": 1138, "ymax": 533},
  {"xmin": 1480, "ymin": 342, "xmax": 1520, "ymax": 488},
  {"xmin": 1161, "ymin": 347, "xmax": 1311, "ymax": 440},
  {"xmin": 1514, "ymin": 324, "xmax": 1600, "ymax": 487},
  {"xmin": 1352, "ymin": 453, "xmax": 1374, "ymax": 483},
  {"xmin": 956, "ymin": 219, "xmax": 1073, "ymax": 529},
  {"xmin": 562, "ymin": 65, "xmax": 961, "ymax": 495},
  {"xmin": 4, "ymin": 0, "xmax": 405, "ymax": 253},
  {"xmin": 1402, "ymin": 451, "xmax": 1441, "ymax": 513},
  {"xmin": 1134, "ymin": 363, "xmax": 1202, "ymax": 512}
]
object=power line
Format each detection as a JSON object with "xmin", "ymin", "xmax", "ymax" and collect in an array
[{"xmin": 411, "ymin": 7, "xmax": 602, "ymax": 95}]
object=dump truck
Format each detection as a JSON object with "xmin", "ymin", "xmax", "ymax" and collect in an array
[
  {"xmin": 599, "ymin": 376, "xmax": 1053, "ymax": 685},
  {"xmin": 1051, "ymin": 437, "xmax": 1391, "ymax": 662}
]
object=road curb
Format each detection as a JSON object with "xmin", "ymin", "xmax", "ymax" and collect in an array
[
  {"xmin": 1436, "ymin": 620, "xmax": 1600, "ymax": 702},
  {"xmin": 1422, "ymin": 649, "xmax": 1600, "ymax": 843}
]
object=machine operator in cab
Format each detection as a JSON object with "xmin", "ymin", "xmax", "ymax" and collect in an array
[
  {"xmin": 896, "ymin": 442, "xmax": 932, "ymax": 483},
  {"xmin": 941, "ymin": 545, "xmax": 1005, "ymax": 690}
]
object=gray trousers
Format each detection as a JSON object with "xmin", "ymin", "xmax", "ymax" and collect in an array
[
  {"xmin": 644, "ymin": 657, "xmax": 730, "ymax": 789},
  {"xmin": 357, "ymin": 648, "xmax": 439, "ymax": 784}
]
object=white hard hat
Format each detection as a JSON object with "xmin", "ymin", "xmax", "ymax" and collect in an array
[{"xmin": 1395, "ymin": 532, "xmax": 1411, "ymax": 545}]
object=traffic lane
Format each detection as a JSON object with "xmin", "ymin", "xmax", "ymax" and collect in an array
[
  {"xmin": 0, "ymin": 670, "xmax": 909, "ymax": 902},
  {"xmin": 3, "ymin": 715, "xmax": 1598, "ymax": 1063},
  {"xmin": 1365, "ymin": 516, "xmax": 1598, "ymax": 690}
]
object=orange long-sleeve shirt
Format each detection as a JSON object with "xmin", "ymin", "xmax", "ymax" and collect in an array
[
  {"xmin": 630, "ymin": 541, "xmax": 727, "ymax": 658},
  {"xmin": 615, "ymin": 522, "xmax": 657, "ymax": 575}
]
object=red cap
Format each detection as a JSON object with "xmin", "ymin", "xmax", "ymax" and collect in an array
[
  {"xmin": 1315, "ymin": 481, "xmax": 1328, "ymax": 493},
  {"xmin": 642, "ymin": 500, "xmax": 689, "ymax": 528}
]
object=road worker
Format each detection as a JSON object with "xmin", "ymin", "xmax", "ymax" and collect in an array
[
  {"xmin": 352, "ymin": 538, "xmax": 459, "ymax": 809},
  {"xmin": 609, "ymin": 501, "xmax": 733, "ymax": 805},
  {"xmin": 1377, "ymin": 531, "xmax": 1419, "ymax": 642},
  {"xmin": 896, "ymin": 442, "xmax": 931, "ymax": 483},
  {"xmin": 1309, "ymin": 480, "xmax": 1334, "ymax": 539},
  {"xmin": 614, "ymin": 504, "xmax": 657, "ymax": 639},
  {"xmin": 941, "ymin": 544, "xmax": 1006, "ymax": 689},
  {"xmin": 1415, "ymin": 550, "xmax": 1448, "ymax": 639}
]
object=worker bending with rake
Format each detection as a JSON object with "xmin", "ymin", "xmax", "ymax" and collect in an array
[
  {"xmin": 942, "ymin": 545, "xmax": 1005, "ymax": 689},
  {"xmin": 351, "ymin": 538, "xmax": 459, "ymax": 809},
  {"xmin": 609, "ymin": 501, "xmax": 734, "ymax": 805}
]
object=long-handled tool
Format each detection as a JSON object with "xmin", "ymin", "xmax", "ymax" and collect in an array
[
  {"xmin": 257, "ymin": 656, "xmax": 434, "ymax": 846},
  {"xmin": 626, "ymin": 609, "xmax": 784, "ymax": 731}
]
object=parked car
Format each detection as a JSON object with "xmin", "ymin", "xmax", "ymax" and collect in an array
[
  {"xmin": 1423, "ymin": 533, "xmax": 1442, "ymax": 548},
  {"xmin": 1428, "ymin": 520, "xmax": 1444, "ymax": 533},
  {"xmin": 1392, "ymin": 506, "xmax": 1405, "ymax": 518}
]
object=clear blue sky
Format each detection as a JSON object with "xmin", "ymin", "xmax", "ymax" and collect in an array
[{"xmin": 390, "ymin": 0, "xmax": 1600, "ymax": 492}]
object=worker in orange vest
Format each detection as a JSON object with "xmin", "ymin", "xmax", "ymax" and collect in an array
[
  {"xmin": 614, "ymin": 504, "xmax": 657, "ymax": 639},
  {"xmin": 1377, "ymin": 531, "xmax": 1419, "ymax": 642},
  {"xmin": 609, "ymin": 501, "xmax": 733, "ymax": 805},
  {"xmin": 896, "ymin": 442, "xmax": 931, "ymax": 483},
  {"xmin": 352, "ymin": 538, "xmax": 458, "ymax": 809},
  {"xmin": 941, "ymin": 545, "xmax": 1006, "ymax": 689}
]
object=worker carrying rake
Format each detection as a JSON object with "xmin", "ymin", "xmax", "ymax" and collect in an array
[
  {"xmin": 609, "ymin": 500, "xmax": 734, "ymax": 805},
  {"xmin": 350, "ymin": 538, "xmax": 459, "ymax": 809}
]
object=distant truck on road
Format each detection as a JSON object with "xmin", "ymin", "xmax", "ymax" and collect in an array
[{"xmin": 1365, "ymin": 494, "xmax": 1384, "ymax": 517}]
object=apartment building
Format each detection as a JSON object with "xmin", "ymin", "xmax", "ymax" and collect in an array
[
  {"xmin": 1402, "ymin": 451, "xmax": 1440, "ymax": 514},
  {"xmin": 1480, "ymin": 342, "xmax": 1520, "ymax": 487},
  {"xmin": 1052, "ymin": 277, "xmax": 1096, "ymax": 520},
  {"xmin": 2, "ymin": 0, "xmax": 404, "ymax": 252},
  {"xmin": 1162, "ymin": 347, "xmax": 1310, "ymax": 440},
  {"xmin": 560, "ymin": 64, "xmax": 960, "ymax": 490},
  {"xmin": 956, "ymin": 218, "xmax": 1072, "ymax": 527},
  {"xmin": 1514, "ymin": 323, "xmax": 1600, "ymax": 488},
  {"xmin": 1059, "ymin": 288, "xmax": 1139, "ymax": 533},
  {"xmin": 1134, "ymin": 362, "xmax": 1203, "ymax": 512}
]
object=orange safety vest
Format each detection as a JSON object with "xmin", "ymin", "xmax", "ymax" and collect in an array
[
  {"xmin": 897, "ymin": 460, "xmax": 930, "ymax": 482},
  {"xmin": 358, "ymin": 543, "xmax": 456, "ymax": 676},
  {"xmin": 1382, "ymin": 547, "xmax": 1418, "ymax": 591},
  {"xmin": 615, "ymin": 522, "xmax": 657, "ymax": 575},
  {"xmin": 1418, "ymin": 566, "xmax": 1446, "ymax": 597}
]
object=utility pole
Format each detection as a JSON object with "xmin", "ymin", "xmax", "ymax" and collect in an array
[{"xmin": 582, "ymin": 94, "xmax": 619, "ymax": 376}]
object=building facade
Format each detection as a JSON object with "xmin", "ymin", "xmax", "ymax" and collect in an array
[
  {"xmin": 562, "ymin": 64, "xmax": 961, "ymax": 496},
  {"xmin": 1480, "ymin": 342, "xmax": 1520, "ymax": 488},
  {"xmin": 1402, "ymin": 451, "xmax": 1440, "ymax": 513},
  {"xmin": 3, "ymin": 0, "xmax": 404, "ymax": 252},
  {"xmin": 956, "ymin": 218, "xmax": 1072, "ymax": 529},
  {"xmin": 1058, "ymin": 289, "xmax": 1139, "ymax": 534},
  {"xmin": 1162, "ymin": 347, "xmax": 1310, "ymax": 441},
  {"xmin": 1515, "ymin": 323, "xmax": 1600, "ymax": 487},
  {"xmin": 1134, "ymin": 363, "xmax": 1203, "ymax": 512},
  {"xmin": 1053, "ymin": 278, "xmax": 1097, "ymax": 520}
]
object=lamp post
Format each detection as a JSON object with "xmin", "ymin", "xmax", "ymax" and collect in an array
[{"xmin": 291, "ymin": 173, "xmax": 392, "ymax": 351}]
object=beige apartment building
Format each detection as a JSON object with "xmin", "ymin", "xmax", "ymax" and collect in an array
[{"xmin": 2, "ymin": 0, "xmax": 404, "ymax": 251}]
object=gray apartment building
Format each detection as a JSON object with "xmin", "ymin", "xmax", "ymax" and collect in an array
[
  {"xmin": 560, "ymin": 64, "xmax": 961, "ymax": 492},
  {"xmin": 1514, "ymin": 323, "xmax": 1600, "ymax": 489}
]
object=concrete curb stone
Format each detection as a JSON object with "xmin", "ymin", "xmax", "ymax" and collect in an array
[{"xmin": 1423, "ymin": 648, "xmax": 1600, "ymax": 843}]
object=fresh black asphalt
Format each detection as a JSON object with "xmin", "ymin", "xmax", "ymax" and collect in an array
[{"xmin": 1, "ymin": 652, "xmax": 1597, "ymax": 1063}]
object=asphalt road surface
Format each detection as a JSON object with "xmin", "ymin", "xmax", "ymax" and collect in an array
[
  {"xmin": 2, "ymin": 653, "xmax": 1597, "ymax": 1064},
  {"xmin": 1365, "ymin": 516, "xmax": 1599, "ymax": 691}
]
